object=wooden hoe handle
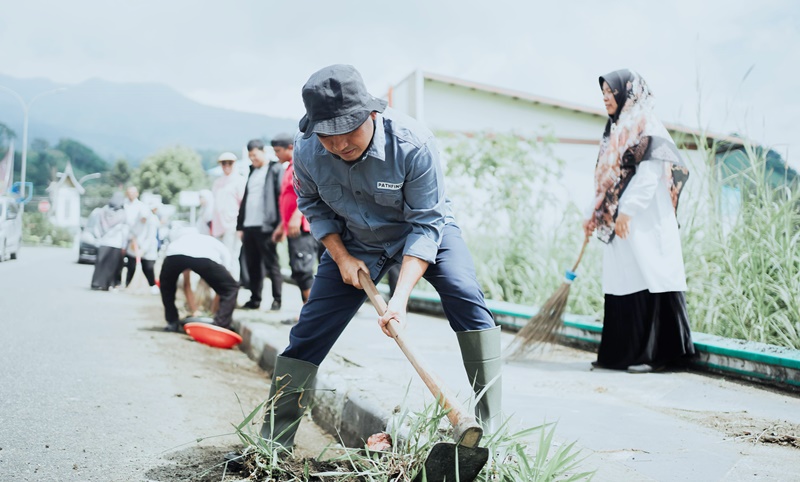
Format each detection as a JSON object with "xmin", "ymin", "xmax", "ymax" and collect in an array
[{"xmin": 358, "ymin": 270, "xmax": 483, "ymax": 447}]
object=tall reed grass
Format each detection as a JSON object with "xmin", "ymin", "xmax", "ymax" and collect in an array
[
  {"xmin": 441, "ymin": 132, "xmax": 800, "ymax": 350},
  {"xmin": 681, "ymin": 142, "xmax": 800, "ymax": 349}
]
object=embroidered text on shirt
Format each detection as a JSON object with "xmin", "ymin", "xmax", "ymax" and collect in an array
[{"xmin": 377, "ymin": 182, "xmax": 403, "ymax": 190}]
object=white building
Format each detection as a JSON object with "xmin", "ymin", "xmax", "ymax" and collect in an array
[
  {"xmin": 387, "ymin": 71, "xmax": 744, "ymax": 224},
  {"xmin": 46, "ymin": 161, "xmax": 85, "ymax": 230}
]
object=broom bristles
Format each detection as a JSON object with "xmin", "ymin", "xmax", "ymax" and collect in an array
[
  {"xmin": 508, "ymin": 282, "xmax": 573, "ymax": 359},
  {"xmin": 125, "ymin": 259, "xmax": 151, "ymax": 295}
]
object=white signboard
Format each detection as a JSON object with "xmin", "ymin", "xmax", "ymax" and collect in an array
[{"xmin": 178, "ymin": 190, "xmax": 200, "ymax": 207}]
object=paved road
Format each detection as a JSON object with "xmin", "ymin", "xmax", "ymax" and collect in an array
[
  {"xmin": 4, "ymin": 247, "xmax": 800, "ymax": 481},
  {"xmin": 0, "ymin": 247, "xmax": 331, "ymax": 482}
]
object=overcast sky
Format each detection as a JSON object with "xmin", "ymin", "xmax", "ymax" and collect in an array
[{"xmin": 1, "ymin": 0, "xmax": 796, "ymax": 164}]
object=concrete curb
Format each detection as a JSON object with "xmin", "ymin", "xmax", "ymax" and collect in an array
[{"xmin": 402, "ymin": 288, "xmax": 800, "ymax": 391}]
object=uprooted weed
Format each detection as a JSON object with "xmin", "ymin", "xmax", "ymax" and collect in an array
[{"xmin": 230, "ymin": 386, "xmax": 595, "ymax": 481}]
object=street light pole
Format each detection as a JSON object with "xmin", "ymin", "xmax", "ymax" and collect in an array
[{"xmin": 0, "ymin": 85, "xmax": 67, "ymax": 200}]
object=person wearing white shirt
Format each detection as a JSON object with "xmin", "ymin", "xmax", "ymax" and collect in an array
[
  {"xmin": 130, "ymin": 202, "xmax": 161, "ymax": 295},
  {"xmin": 211, "ymin": 152, "xmax": 247, "ymax": 280},
  {"xmin": 196, "ymin": 189, "xmax": 214, "ymax": 235},
  {"xmin": 584, "ymin": 69, "xmax": 695, "ymax": 374},
  {"xmin": 159, "ymin": 229, "xmax": 239, "ymax": 332},
  {"xmin": 121, "ymin": 185, "xmax": 149, "ymax": 287}
]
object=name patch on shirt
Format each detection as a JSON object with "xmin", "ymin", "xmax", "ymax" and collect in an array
[{"xmin": 377, "ymin": 181, "xmax": 403, "ymax": 190}]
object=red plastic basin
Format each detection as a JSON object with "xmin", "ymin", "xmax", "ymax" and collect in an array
[{"xmin": 183, "ymin": 322, "xmax": 242, "ymax": 349}]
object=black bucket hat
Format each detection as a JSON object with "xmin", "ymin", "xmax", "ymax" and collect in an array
[{"xmin": 299, "ymin": 64, "xmax": 387, "ymax": 139}]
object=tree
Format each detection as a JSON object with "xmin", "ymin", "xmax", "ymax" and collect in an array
[
  {"xmin": 20, "ymin": 137, "xmax": 110, "ymax": 195},
  {"xmin": 135, "ymin": 145, "xmax": 208, "ymax": 204},
  {"xmin": 25, "ymin": 139, "xmax": 70, "ymax": 195},
  {"xmin": 108, "ymin": 159, "xmax": 133, "ymax": 187},
  {"xmin": 55, "ymin": 138, "xmax": 107, "ymax": 175},
  {"xmin": 0, "ymin": 122, "xmax": 15, "ymax": 145}
]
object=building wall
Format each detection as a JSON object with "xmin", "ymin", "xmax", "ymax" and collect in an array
[
  {"xmin": 422, "ymin": 80, "xmax": 605, "ymax": 140},
  {"xmin": 53, "ymin": 187, "xmax": 81, "ymax": 228},
  {"xmin": 390, "ymin": 75, "xmax": 714, "ymax": 228}
]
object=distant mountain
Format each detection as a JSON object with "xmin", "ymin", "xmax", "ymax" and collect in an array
[{"xmin": 0, "ymin": 73, "xmax": 297, "ymax": 163}]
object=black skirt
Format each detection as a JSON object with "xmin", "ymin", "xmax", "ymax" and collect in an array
[
  {"xmin": 596, "ymin": 290, "xmax": 695, "ymax": 370},
  {"xmin": 91, "ymin": 246, "xmax": 123, "ymax": 290}
]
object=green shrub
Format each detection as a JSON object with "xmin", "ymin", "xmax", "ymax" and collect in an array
[
  {"xmin": 22, "ymin": 211, "xmax": 74, "ymax": 247},
  {"xmin": 441, "ymin": 131, "xmax": 604, "ymax": 318}
]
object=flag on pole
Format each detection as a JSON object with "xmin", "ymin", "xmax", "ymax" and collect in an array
[{"xmin": 0, "ymin": 141, "xmax": 14, "ymax": 195}]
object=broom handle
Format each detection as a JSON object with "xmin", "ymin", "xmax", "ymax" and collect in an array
[{"xmin": 570, "ymin": 236, "xmax": 590, "ymax": 273}]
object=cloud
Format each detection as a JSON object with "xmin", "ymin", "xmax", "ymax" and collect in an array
[{"xmin": 0, "ymin": 0, "xmax": 797, "ymax": 163}]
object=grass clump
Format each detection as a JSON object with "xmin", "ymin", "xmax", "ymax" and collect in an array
[{"xmin": 232, "ymin": 388, "xmax": 594, "ymax": 481}]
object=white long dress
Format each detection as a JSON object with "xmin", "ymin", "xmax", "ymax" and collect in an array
[{"xmin": 602, "ymin": 159, "xmax": 687, "ymax": 296}]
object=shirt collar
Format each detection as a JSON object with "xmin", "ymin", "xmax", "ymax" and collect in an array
[{"xmin": 361, "ymin": 113, "xmax": 386, "ymax": 162}]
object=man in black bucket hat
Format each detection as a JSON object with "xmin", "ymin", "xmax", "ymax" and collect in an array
[
  {"xmin": 257, "ymin": 64, "xmax": 503, "ymax": 450},
  {"xmin": 298, "ymin": 64, "xmax": 388, "ymax": 140}
]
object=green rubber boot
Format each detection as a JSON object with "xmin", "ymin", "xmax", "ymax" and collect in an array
[
  {"xmin": 259, "ymin": 355, "xmax": 319, "ymax": 450},
  {"xmin": 457, "ymin": 326, "xmax": 503, "ymax": 433}
]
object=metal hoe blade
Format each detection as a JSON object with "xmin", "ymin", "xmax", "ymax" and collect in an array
[{"xmin": 412, "ymin": 443, "xmax": 490, "ymax": 482}]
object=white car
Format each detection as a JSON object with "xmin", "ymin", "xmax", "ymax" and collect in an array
[{"xmin": 0, "ymin": 196, "xmax": 22, "ymax": 261}]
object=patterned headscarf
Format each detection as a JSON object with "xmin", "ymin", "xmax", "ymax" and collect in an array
[{"xmin": 591, "ymin": 69, "xmax": 689, "ymax": 244}]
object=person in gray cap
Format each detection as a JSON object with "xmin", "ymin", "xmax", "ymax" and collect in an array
[
  {"xmin": 258, "ymin": 64, "xmax": 502, "ymax": 450},
  {"xmin": 270, "ymin": 133, "xmax": 318, "ymax": 325}
]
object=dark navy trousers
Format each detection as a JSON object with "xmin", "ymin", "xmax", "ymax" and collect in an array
[{"xmin": 282, "ymin": 224, "xmax": 495, "ymax": 366}]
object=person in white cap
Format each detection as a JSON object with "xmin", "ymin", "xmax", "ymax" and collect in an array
[{"xmin": 211, "ymin": 151, "xmax": 247, "ymax": 281}]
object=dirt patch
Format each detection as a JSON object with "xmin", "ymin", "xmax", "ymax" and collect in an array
[
  {"xmin": 144, "ymin": 445, "xmax": 243, "ymax": 482},
  {"xmin": 669, "ymin": 409, "xmax": 800, "ymax": 449},
  {"xmin": 144, "ymin": 444, "xmax": 356, "ymax": 482},
  {"xmin": 238, "ymin": 455, "xmax": 365, "ymax": 482},
  {"xmin": 139, "ymin": 301, "xmax": 346, "ymax": 480}
]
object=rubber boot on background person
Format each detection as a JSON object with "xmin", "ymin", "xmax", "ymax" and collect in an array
[{"xmin": 457, "ymin": 326, "xmax": 503, "ymax": 433}]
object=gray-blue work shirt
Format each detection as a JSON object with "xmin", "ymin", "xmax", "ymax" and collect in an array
[{"xmin": 293, "ymin": 108, "xmax": 455, "ymax": 278}]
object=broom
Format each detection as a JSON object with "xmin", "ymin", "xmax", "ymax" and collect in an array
[{"xmin": 508, "ymin": 235, "xmax": 590, "ymax": 358}]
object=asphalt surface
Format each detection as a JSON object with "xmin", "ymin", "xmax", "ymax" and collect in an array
[
  {"xmin": 3, "ymin": 246, "xmax": 800, "ymax": 482},
  {"xmin": 0, "ymin": 246, "xmax": 333, "ymax": 482}
]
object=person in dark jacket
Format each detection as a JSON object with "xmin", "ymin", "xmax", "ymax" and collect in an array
[{"xmin": 236, "ymin": 139, "xmax": 283, "ymax": 311}]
